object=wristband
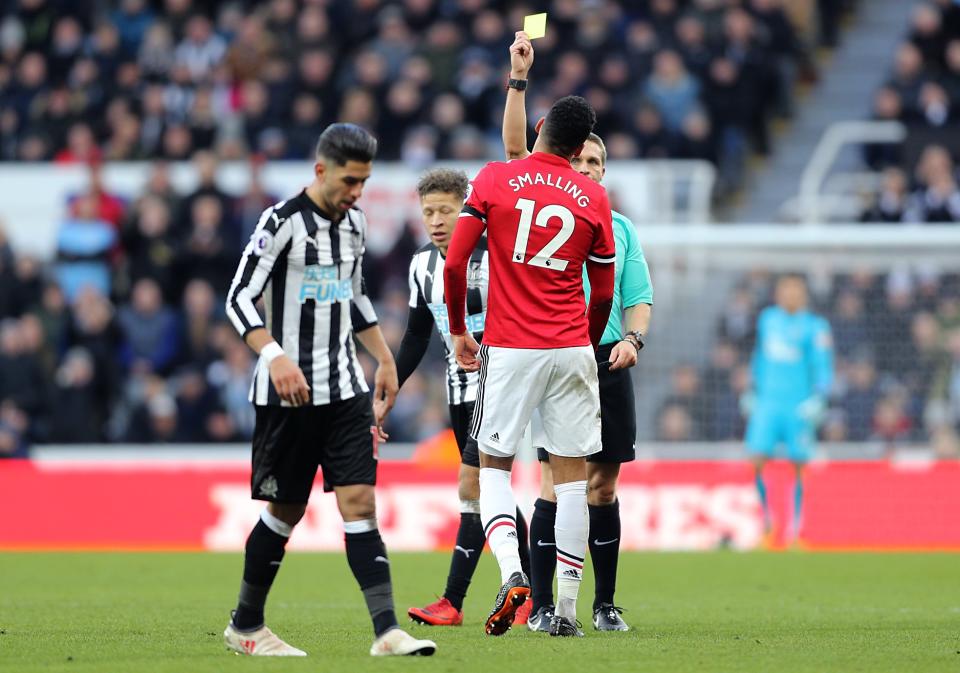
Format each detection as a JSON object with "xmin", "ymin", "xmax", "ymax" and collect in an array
[
  {"xmin": 623, "ymin": 331, "xmax": 644, "ymax": 352},
  {"xmin": 261, "ymin": 341, "xmax": 285, "ymax": 365},
  {"xmin": 506, "ymin": 77, "xmax": 527, "ymax": 91}
]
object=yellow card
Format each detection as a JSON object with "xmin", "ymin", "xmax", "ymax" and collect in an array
[{"xmin": 523, "ymin": 12, "xmax": 547, "ymax": 40}]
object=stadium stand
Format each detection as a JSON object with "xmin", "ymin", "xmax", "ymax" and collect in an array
[
  {"xmin": 0, "ymin": 1, "xmax": 833, "ymax": 186},
  {"xmin": 860, "ymin": 0, "xmax": 960, "ymax": 223}
]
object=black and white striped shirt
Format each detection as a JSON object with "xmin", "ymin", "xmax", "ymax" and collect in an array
[
  {"xmin": 226, "ymin": 191, "xmax": 378, "ymax": 406},
  {"xmin": 407, "ymin": 240, "xmax": 489, "ymax": 405}
]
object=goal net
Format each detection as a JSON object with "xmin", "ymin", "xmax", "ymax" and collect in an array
[{"xmin": 634, "ymin": 225, "xmax": 960, "ymax": 458}]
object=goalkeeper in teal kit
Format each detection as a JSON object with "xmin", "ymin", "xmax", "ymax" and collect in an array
[{"xmin": 743, "ymin": 275, "xmax": 834, "ymax": 545}]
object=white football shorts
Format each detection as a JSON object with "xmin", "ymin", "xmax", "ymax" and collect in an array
[{"xmin": 471, "ymin": 344, "xmax": 602, "ymax": 459}]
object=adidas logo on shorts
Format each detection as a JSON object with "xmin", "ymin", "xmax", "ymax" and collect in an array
[{"xmin": 489, "ymin": 432, "xmax": 500, "ymax": 443}]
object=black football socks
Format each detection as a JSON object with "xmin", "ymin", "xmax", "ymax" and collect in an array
[
  {"xmin": 530, "ymin": 497, "xmax": 624, "ymax": 611},
  {"xmin": 443, "ymin": 510, "xmax": 485, "ymax": 610},
  {"xmin": 345, "ymin": 521, "xmax": 399, "ymax": 637},
  {"xmin": 233, "ymin": 513, "xmax": 291, "ymax": 631},
  {"xmin": 516, "ymin": 507, "xmax": 532, "ymax": 579},
  {"xmin": 588, "ymin": 499, "xmax": 622, "ymax": 609},
  {"xmin": 529, "ymin": 498, "xmax": 557, "ymax": 611}
]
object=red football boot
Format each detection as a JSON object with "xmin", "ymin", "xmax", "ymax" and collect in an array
[
  {"xmin": 408, "ymin": 597, "xmax": 463, "ymax": 626},
  {"xmin": 513, "ymin": 597, "xmax": 532, "ymax": 626}
]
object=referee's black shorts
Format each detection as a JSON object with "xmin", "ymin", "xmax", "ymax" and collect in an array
[
  {"xmin": 250, "ymin": 394, "xmax": 376, "ymax": 504},
  {"xmin": 536, "ymin": 341, "xmax": 637, "ymax": 464},
  {"xmin": 448, "ymin": 402, "xmax": 481, "ymax": 468}
]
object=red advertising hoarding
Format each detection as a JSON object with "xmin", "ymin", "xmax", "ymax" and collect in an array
[{"xmin": 0, "ymin": 459, "xmax": 957, "ymax": 551}]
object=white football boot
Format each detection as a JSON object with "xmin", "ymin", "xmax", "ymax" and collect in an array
[
  {"xmin": 369, "ymin": 627, "xmax": 437, "ymax": 656},
  {"xmin": 224, "ymin": 621, "xmax": 307, "ymax": 656}
]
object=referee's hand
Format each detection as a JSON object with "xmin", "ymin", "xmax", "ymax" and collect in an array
[
  {"xmin": 269, "ymin": 355, "xmax": 311, "ymax": 406},
  {"xmin": 608, "ymin": 340, "xmax": 638, "ymax": 370},
  {"xmin": 510, "ymin": 31, "xmax": 534, "ymax": 78}
]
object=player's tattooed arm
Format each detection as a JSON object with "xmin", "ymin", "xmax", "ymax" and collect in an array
[{"xmin": 503, "ymin": 31, "xmax": 533, "ymax": 160}]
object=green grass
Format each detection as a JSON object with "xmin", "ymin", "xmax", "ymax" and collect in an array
[{"xmin": 0, "ymin": 552, "xmax": 957, "ymax": 672}]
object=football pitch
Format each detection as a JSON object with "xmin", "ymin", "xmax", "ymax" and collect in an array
[{"xmin": 0, "ymin": 552, "xmax": 956, "ymax": 673}]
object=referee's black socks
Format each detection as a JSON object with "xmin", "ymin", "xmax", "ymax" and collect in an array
[
  {"xmin": 529, "ymin": 497, "xmax": 624, "ymax": 611},
  {"xmin": 588, "ymin": 499, "xmax": 622, "ymax": 609},
  {"xmin": 344, "ymin": 520, "xmax": 399, "ymax": 637},
  {"xmin": 233, "ymin": 510, "xmax": 292, "ymax": 631}
]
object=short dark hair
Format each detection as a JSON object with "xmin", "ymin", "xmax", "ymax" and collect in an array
[
  {"xmin": 585, "ymin": 132, "xmax": 607, "ymax": 165},
  {"xmin": 777, "ymin": 272, "xmax": 808, "ymax": 287},
  {"xmin": 315, "ymin": 123, "xmax": 377, "ymax": 165},
  {"xmin": 416, "ymin": 168, "xmax": 469, "ymax": 201},
  {"xmin": 541, "ymin": 96, "xmax": 596, "ymax": 157}
]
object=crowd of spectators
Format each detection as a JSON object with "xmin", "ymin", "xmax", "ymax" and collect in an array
[
  {"xmin": 655, "ymin": 268, "xmax": 960, "ymax": 457},
  {"xmin": 1, "ymin": 0, "xmax": 844, "ymax": 196},
  {"xmin": 861, "ymin": 1, "xmax": 960, "ymax": 223}
]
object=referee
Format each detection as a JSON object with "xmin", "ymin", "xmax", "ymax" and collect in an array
[{"xmin": 222, "ymin": 124, "xmax": 436, "ymax": 658}]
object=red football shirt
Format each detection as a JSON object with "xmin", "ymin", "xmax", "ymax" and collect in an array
[{"xmin": 444, "ymin": 152, "xmax": 615, "ymax": 349}]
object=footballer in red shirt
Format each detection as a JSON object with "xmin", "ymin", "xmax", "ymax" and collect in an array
[{"xmin": 443, "ymin": 96, "xmax": 615, "ymax": 639}]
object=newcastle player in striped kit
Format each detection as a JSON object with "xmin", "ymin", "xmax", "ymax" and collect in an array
[
  {"xmin": 222, "ymin": 124, "xmax": 435, "ymax": 658},
  {"xmin": 397, "ymin": 169, "xmax": 532, "ymax": 627}
]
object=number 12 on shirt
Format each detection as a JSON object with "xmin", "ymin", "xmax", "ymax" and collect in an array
[{"xmin": 512, "ymin": 197, "xmax": 574, "ymax": 271}]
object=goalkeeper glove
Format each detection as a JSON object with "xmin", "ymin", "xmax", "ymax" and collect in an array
[
  {"xmin": 797, "ymin": 395, "xmax": 826, "ymax": 424},
  {"xmin": 738, "ymin": 392, "xmax": 756, "ymax": 418}
]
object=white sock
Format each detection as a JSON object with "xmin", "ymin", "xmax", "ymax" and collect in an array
[
  {"xmin": 479, "ymin": 467, "xmax": 522, "ymax": 583},
  {"xmin": 554, "ymin": 480, "xmax": 588, "ymax": 620}
]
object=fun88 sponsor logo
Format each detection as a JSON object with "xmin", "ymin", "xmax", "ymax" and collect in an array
[
  {"xmin": 299, "ymin": 265, "xmax": 354, "ymax": 304},
  {"xmin": 428, "ymin": 304, "xmax": 485, "ymax": 335}
]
